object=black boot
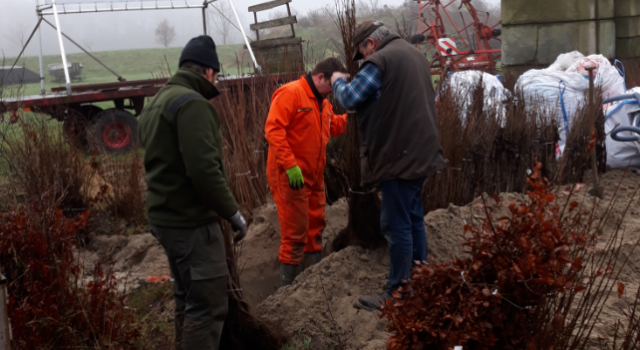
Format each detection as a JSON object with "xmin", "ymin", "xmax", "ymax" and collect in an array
[
  {"xmin": 302, "ymin": 251, "xmax": 323, "ymax": 271},
  {"xmin": 354, "ymin": 292, "xmax": 393, "ymax": 312},
  {"xmin": 280, "ymin": 263, "xmax": 300, "ymax": 286}
]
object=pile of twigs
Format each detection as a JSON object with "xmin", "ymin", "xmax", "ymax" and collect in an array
[
  {"xmin": 423, "ymin": 83, "xmax": 558, "ymax": 212},
  {"xmin": 557, "ymin": 91, "xmax": 606, "ymax": 185},
  {"xmin": 214, "ymin": 69, "xmax": 300, "ymax": 218},
  {"xmin": 422, "ymin": 78, "xmax": 607, "ymax": 214}
]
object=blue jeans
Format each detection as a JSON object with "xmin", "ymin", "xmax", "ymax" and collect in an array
[{"xmin": 380, "ymin": 176, "xmax": 428, "ymax": 295}]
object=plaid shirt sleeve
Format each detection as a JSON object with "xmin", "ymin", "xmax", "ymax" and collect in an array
[{"xmin": 332, "ymin": 62, "xmax": 382, "ymax": 109}]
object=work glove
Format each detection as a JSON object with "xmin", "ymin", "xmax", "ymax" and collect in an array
[
  {"xmin": 285, "ymin": 165, "xmax": 304, "ymax": 190},
  {"xmin": 227, "ymin": 211, "xmax": 248, "ymax": 244}
]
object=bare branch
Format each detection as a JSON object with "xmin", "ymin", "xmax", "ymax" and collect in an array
[{"xmin": 155, "ymin": 19, "xmax": 176, "ymax": 48}]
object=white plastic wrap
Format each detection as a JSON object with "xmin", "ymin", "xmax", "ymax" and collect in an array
[
  {"xmin": 545, "ymin": 51, "xmax": 585, "ymax": 72},
  {"xmin": 516, "ymin": 52, "xmax": 626, "ymax": 156},
  {"xmin": 604, "ymin": 87, "xmax": 640, "ymax": 169},
  {"xmin": 566, "ymin": 55, "xmax": 627, "ymax": 100},
  {"xmin": 447, "ymin": 70, "xmax": 510, "ymax": 123},
  {"xmin": 515, "ymin": 69, "xmax": 589, "ymax": 154}
]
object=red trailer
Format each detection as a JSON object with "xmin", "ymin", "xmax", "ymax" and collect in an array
[{"xmin": 0, "ymin": 74, "xmax": 283, "ymax": 152}]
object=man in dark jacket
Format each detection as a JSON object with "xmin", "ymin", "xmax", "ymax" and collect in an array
[
  {"xmin": 138, "ymin": 36, "xmax": 247, "ymax": 350},
  {"xmin": 331, "ymin": 21, "xmax": 446, "ymax": 311}
]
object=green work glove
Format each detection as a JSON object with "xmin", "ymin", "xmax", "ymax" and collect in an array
[{"xmin": 285, "ymin": 165, "xmax": 304, "ymax": 190}]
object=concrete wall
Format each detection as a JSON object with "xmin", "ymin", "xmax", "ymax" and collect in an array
[
  {"xmin": 502, "ymin": 20, "xmax": 616, "ymax": 66},
  {"xmin": 502, "ymin": 0, "xmax": 640, "ymax": 71},
  {"xmin": 615, "ymin": 0, "xmax": 640, "ymax": 17},
  {"xmin": 502, "ymin": 0, "xmax": 614, "ymax": 25},
  {"xmin": 615, "ymin": 0, "xmax": 640, "ymax": 58}
]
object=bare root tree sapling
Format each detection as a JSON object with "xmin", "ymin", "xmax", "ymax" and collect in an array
[
  {"xmin": 155, "ymin": 19, "xmax": 176, "ymax": 48},
  {"xmin": 4, "ymin": 23, "xmax": 28, "ymax": 49},
  {"xmin": 330, "ymin": 0, "xmax": 385, "ymax": 251}
]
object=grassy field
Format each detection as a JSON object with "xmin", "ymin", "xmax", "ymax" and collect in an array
[
  {"xmin": 5, "ymin": 44, "xmax": 249, "ymax": 96},
  {"xmin": 3, "ymin": 9, "xmax": 411, "ymax": 97}
]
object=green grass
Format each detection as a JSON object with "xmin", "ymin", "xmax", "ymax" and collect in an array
[
  {"xmin": 4, "ymin": 10, "xmax": 416, "ymax": 97},
  {"xmin": 281, "ymin": 329, "xmax": 313, "ymax": 350},
  {"xmin": 5, "ymin": 44, "xmax": 246, "ymax": 97},
  {"xmin": 126, "ymin": 282, "xmax": 175, "ymax": 349}
]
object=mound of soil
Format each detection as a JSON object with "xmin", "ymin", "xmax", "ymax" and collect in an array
[
  {"xmin": 78, "ymin": 232, "xmax": 170, "ymax": 291},
  {"xmin": 255, "ymin": 192, "xmax": 525, "ymax": 349},
  {"xmin": 257, "ymin": 171, "xmax": 640, "ymax": 349},
  {"xmin": 238, "ymin": 198, "xmax": 349, "ymax": 308},
  {"xmin": 75, "ymin": 169, "xmax": 640, "ymax": 349},
  {"xmin": 77, "ymin": 197, "xmax": 349, "ymax": 301}
]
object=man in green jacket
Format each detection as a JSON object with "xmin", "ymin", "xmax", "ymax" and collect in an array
[{"xmin": 138, "ymin": 35, "xmax": 247, "ymax": 350}]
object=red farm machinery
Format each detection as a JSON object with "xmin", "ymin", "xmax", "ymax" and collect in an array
[{"xmin": 412, "ymin": 0, "xmax": 502, "ymax": 77}]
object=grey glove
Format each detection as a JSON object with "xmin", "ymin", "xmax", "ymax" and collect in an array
[{"xmin": 227, "ymin": 211, "xmax": 247, "ymax": 244}]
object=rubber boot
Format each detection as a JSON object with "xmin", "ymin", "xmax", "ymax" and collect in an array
[
  {"xmin": 302, "ymin": 251, "xmax": 323, "ymax": 271},
  {"xmin": 280, "ymin": 263, "xmax": 300, "ymax": 286}
]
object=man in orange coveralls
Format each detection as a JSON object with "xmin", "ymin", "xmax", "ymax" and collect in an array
[{"xmin": 265, "ymin": 58, "xmax": 348, "ymax": 286}]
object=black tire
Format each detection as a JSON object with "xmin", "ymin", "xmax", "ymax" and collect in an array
[
  {"xmin": 76, "ymin": 105, "xmax": 103, "ymax": 122},
  {"xmin": 90, "ymin": 109, "xmax": 138, "ymax": 153},
  {"xmin": 63, "ymin": 108, "xmax": 91, "ymax": 150}
]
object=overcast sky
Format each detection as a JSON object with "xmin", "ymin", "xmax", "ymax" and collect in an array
[{"xmin": 0, "ymin": 0, "xmax": 498, "ymax": 58}]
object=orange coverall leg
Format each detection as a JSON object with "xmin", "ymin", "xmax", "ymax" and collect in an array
[{"xmin": 273, "ymin": 172, "xmax": 326, "ymax": 265}]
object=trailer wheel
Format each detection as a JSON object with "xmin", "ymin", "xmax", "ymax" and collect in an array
[
  {"xmin": 63, "ymin": 109, "xmax": 91, "ymax": 150},
  {"xmin": 90, "ymin": 109, "xmax": 138, "ymax": 153},
  {"xmin": 76, "ymin": 105, "xmax": 103, "ymax": 122}
]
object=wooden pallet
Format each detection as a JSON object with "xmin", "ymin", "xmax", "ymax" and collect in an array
[{"xmin": 247, "ymin": 0, "xmax": 304, "ymax": 73}]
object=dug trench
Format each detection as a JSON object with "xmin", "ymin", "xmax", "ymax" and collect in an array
[{"xmin": 76, "ymin": 169, "xmax": 640, "ymax": 349}]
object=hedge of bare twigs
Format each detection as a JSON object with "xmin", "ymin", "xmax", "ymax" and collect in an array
[{"xmin": 419, "ymin": 77, "xmax": 609, "ymax": 215}]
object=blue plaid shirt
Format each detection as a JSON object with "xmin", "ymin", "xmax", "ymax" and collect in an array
[{"xmin": 332, "ymin": 62, "xmax": 382, "ymax": 109}]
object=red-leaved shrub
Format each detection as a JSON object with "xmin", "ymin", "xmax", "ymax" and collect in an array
[
  {"xmin": 0, "ymin": 207, "xmax": 140, "ymax": 349},
  {"xmin": 382, "ymin": 161, "xmax": 598, "ymax": 350}
]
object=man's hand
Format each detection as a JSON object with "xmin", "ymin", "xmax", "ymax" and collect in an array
[
  {"xmin": 285, "ymin": 165, "xmax": 305, "ymax": 190},
  {"xmin": 331, "ymin": 72, "xmax": 350, "ymax": 85},
  {"xmin": 227, "ymin": 211, "xmax": 248, "ymax": 244}
]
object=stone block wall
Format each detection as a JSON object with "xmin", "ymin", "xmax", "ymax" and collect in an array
[
  {"xmin": 502, "ymin": 0, "xmax": 614, "ymax": 25},
  {"xmin": 502, "ymin": 0, "xmax": 617, "ymax": 69},
  {"xmin": 501, "ymin": 0, "xmax": 640, "ymax": 73},
  {"xmin": 615, "ymin": 0, "xmax": 640, "ymax": 58}
]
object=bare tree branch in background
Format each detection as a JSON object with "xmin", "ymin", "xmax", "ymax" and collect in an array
[
  {"xmin": 5, "ymin": 23, "xmax": 28, "ymax": 50},
  {"xmin": 82, "ymin": 37, "xmax": 94, "ymax": 52},
  {"xmin": 268, "ymin": 9, "xmax": 294, "ymax": 20},
  {"xmin": 155, "ymin": 19, "xmax": 176, "ymax": 48},
  {"xmin": 209, "ymin": 1, "xmax": 235, "ymax": 45},
  {"xmin": 394, "ymin": 12, "xmax": 415, "ymax": 42},
  {"xmin": 356, "ymin": 0, "xmax": 381, "ymax": 18},
  {"xmin": 298, "ymin": 7, "xmax": 331, "ymax": 28}
]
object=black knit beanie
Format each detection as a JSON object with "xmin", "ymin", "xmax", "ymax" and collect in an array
[{"xmin": 179, "ymin": 36, "xmax": 220, "ymax": 72}]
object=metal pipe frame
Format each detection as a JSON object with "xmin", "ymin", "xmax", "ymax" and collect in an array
[
  {"xmin": 51, "ymin": 0, "xmax": 72, "ymax": 94},
  {"xmin": 227, "ymin": 0, "xmax": 261, "ymax": 73},
  {"xmin": 32, "ymin": 0, "xmax": 220, "ymax": 95},
  {"xmin": 38, "ymin": 16, "xmax": 46, "ymax": 95},
  {"xmin": 38, "ymin": 1, "xmax": 212, "ymax": 15}
]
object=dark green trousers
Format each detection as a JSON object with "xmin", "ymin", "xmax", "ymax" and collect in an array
[{"xmin": 151, "ymin": 222, "xmax": 229, "ymax": 350}]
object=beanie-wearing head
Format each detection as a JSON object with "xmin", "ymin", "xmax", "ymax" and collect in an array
[{"xmin": 179, "ymin": 36, "xmax": 220, "ymax": 72}]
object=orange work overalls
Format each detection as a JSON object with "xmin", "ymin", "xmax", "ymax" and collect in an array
[{"xmin": 265, "ymin": 76, "xmax": 347, "ymax": 265}]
